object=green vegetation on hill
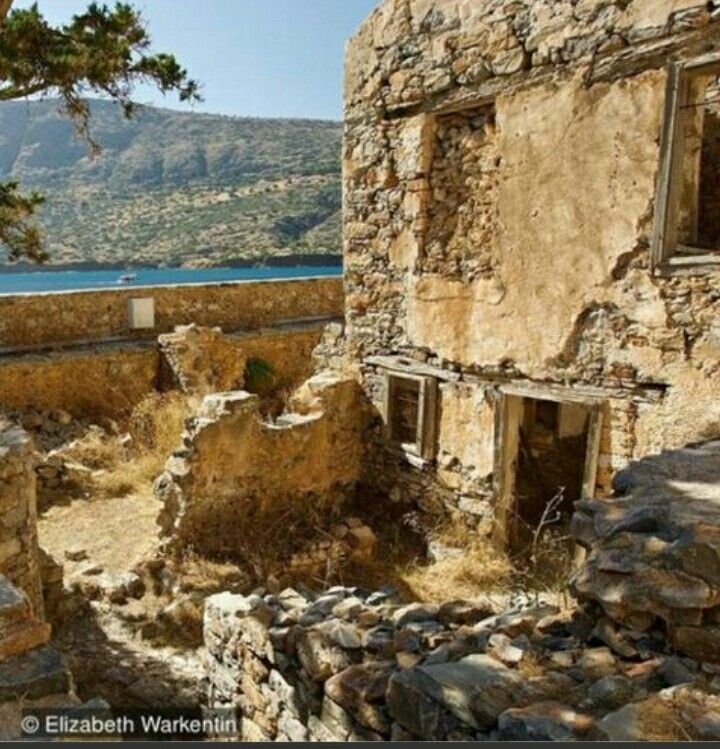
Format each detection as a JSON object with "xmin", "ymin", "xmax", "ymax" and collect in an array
[{"xmin": 0, "ymin": 99, "xmax": 342, "ymax": 267}]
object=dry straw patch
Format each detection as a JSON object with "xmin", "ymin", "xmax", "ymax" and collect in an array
[{"xmin": 64, "ymin": 392, "xmax": 191, "ymax": 499}]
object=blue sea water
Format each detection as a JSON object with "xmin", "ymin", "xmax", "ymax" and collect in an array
[{"xmin": 0, "ymin": 265, "xmax": 342, "ymax": 294}]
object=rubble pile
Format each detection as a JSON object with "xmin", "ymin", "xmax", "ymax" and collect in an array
[
  {"xmin": 573, "ymin": 441, "xmax": 720, "ymax": 664},
  {"xmin": 203, "ymin": 584, "xmax": 720, "ymax": 742}
]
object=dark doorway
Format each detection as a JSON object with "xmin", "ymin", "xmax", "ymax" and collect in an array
[
  {"xmin": 497, "ymin": 393, "xmax": 599, "ymax": 558},
  {"xmin": 512, "ymin": 398, "xmax": 590, "ymax": 553}
]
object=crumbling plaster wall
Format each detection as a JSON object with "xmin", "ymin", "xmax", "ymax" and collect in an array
[
  {"xmin": 156, "ymin": 371, "xmax": 371, "ymax": 556},
  {"xmin": 343, "ymin": 0, "xmax": 720, "ymax": 517}
]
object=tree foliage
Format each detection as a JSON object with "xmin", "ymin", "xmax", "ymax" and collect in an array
[{"xmin": 0, "ymin": 0, "xmax": 199, "ymax": 261}]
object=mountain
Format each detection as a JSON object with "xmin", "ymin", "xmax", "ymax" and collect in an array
[{"xmin": 0, "ymin": 99, "xmax": 343, "ymax": 267}]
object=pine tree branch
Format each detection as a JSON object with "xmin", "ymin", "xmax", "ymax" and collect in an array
[
  {"xmin": 0, "ymin": 1, "xmax": 200, "ymax": 262},
  {"xmin": 0, "ymin": 1, "xmax": 13, "ymax": 25}
]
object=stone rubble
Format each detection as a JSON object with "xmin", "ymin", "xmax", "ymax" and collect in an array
[
  {"xmin": 573, "ymin": 440, "xmax": 720, "ymax": 664},
  {"xmin": 203, "ymin": 582, "xmax": 720, "ymax": 742}
]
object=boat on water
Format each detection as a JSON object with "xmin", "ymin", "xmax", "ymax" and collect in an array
[{"xmin": 117, "ymin": 272, "xmax": 138, "ymax": 284}]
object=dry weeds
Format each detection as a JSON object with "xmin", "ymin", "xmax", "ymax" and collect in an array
[
  {"xmin": 63, "ymin": 392, "xmax": 191, "ymax": 500},
  {"xmin": 400, "ymin": 540, "xmax": 513, "ymax": 601}
]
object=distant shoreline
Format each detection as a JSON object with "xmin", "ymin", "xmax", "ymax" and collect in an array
[{"xmin": 0, "ymin": 254, "xmax": 343, "ymax": 274}]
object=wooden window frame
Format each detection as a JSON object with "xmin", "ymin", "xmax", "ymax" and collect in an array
[
  {"xmin": 652, "ymin": 54, "xmax": 720, "ymax": 273},
  {"xmin": 383, "ymin": 370, "xmax": 438, "ymax": 464}
]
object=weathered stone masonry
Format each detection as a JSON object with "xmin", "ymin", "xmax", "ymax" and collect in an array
[
  {"xmin": 0, "ymin": 276, "xmax": 342, "ymax": 348},
  {"xmin": 341, "ymin": 0, "xmax": 720, "ymax": 533},
  {"xmin": 0, "ymin": 421, "xmax": 42, "ymax": 619}
]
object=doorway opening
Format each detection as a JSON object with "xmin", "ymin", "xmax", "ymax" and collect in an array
[{"xmin": 495, "ymin": 390, "xmax": 602, "ymax": 558}]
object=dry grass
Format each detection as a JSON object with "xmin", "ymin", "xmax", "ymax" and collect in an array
[
  {"xmin": 400, "ymin": 539, "xmax": 512, "ymax": 602},
  {"xmin": 60, "ymin": 425, "xmax": 125, "ymax": 470},
  {"xmin": 169, "ymin": 550, "xmax": 250, "ymax": 596},
  {"xmin": 637, "ymin": 695, "xmax": 696, "ymax": 742},
  {"xmin": 66, "ymin": 392, "xmax": 191, "ymax": 500}
]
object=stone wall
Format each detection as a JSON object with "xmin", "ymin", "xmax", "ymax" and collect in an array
[
  {"xmin": 156, "ymin": 371, "xmax": 370, "ymax": 556},
  {"xmin": 0, "ymin": 326, "xmax": 326, "ymax": 420},
  {"xmin": 0, "ymin": 276, "xmax": 343, "ymax": 348},
  {"xmin": 340, "ymin": 0, "xmax": 720, "ymax": 527},
  {"xmin": 0, "ymin": 421, "xmax": 42, "ymax": 618},
  {"xmin": 0, "ymin": 346, "xmax": 158, "ymax": 420},
  {"xmin": 203, "ymin": 579, "xmax": 720, "ymax": 742}
]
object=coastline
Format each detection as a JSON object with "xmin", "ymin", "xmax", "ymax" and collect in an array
[{"xmin": 0, "ymin": 253, "xmax": 342, "ymax": 274}]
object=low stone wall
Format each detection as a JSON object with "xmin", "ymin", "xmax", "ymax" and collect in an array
[
  {"xmin": 0, "ymin": 421, "xmax": 42, "ymax": 618},
  {"xmin": 203, "ymin": 584, "xmax": 720, "ymax": 742},
  {"xmin": 156, "ymin": 371, "xmax": 370, "ymax": 555},
  {"xmin": 0, "ymin": 346, "xmax": 158, "ymax": 420},
  {"xmin": 0, "ymin": 325, "xmax": 327, "ymax": 420},
  {"xmin": 0, "ymin": 276, "xmax": 343, "ymax": 348}
]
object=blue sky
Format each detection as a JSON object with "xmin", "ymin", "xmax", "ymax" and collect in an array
[{"xmin": 15, "ymin": 0, "xmax": 380, "ymax": 120}]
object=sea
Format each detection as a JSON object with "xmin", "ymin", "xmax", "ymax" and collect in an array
[{"xmin": 0, "ymin": 265, "xmax": 343, "ymax": 295}]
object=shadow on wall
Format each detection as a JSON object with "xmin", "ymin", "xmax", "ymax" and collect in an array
[{"xmin": 572, "ymin": 439, "xmax": 720, "ymax": 663}]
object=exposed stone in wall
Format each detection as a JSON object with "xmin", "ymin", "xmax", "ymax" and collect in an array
[
  {"xmin": 159, "ymin": 325, "xmax": 247, "ymax": 396},
  {"xmin": 423, "ymin": 107, "xmax": 499, "ymax": 280},
  {"xmin": 0, "ymin": 421, "xmax": 43, "ymax": 619},
  {"xmin": 0, "ymin": 575, "xmax": 50, "ymax": 663},
  {"xmin": 340, "ymin": 0, "xmax": 720, "ymax": 525},
  {"xmin": 358, "ymin": 363, "xmax": 496, "ymax": 532},
  {"xmin": 0, "ymin": 276, "xmax": 343, "ymax": 348},
  {"xmin": 0, "ymin": 575, "xmax": 76, "ymax": 739},
  {"xmin": 345, "ymin": 0, "xmax": 715, "ymax": 122},
  {"xmin": 155, "ymin": 371, "xmax": 371, "ymax": 556}
]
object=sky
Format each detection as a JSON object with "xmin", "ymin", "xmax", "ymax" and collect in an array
[{"xmin": 15, "ymin": 0, "xmax": 380, "ymax": 121}]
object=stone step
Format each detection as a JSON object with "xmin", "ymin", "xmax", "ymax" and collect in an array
[
  {"xmin": 0, "ymin": 645, "xmax": 71, "ymax": 703},
  {"xmin": 0, "ymin": 578, "xmax": 31, "ymax": 629},
  {"xmin": 0, "ymin": 619, "xmax": 51, "ymax": 662}
]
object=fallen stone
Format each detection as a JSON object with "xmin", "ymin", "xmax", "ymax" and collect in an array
[
  {"xmin": 277, "ymin": 588, "xmax": 308, "ymax": 611},
  {"xmin": 386, "ymin": 667, "xmax": 460, "ymax": 741},
  {"xmin": 346, "ymin": 525, "xmax": 378, "ymax": 558},
  {"xmin": 0, "ymin": 646, "xmax": 71, "ymax": 702},
  {"xmin": 498, "ymin": 701, "xmax": 594, "ymax": 741},
  {"xmin": 487, "ymin": 633, "xmax": 524, "ymax": 666},
  {"xmin": 414, "ymin": 654, "xmax": 531, "ymax": 730},
  {"xmin": 438, "ymin": 598, "xmax": 495, "ymax": 627},
  {"xmin": 278, "ymin": 709, "xmax": 308, "ymax": 742},
  {"xmin": 574, "ymin": 647, "xmax": 617, "ymax": 680},
  {"xmin": 673, "ymin": 625, "xmax": 720, "ymax": 662},
  {"xmin": 327, "ymin": 620, "xmax": 363, "ymax": 650},
  {"xmin": 325, "ymin": 662, "xmax": 395, "ymax": 733},
  {"xmin": 296, "ymin": 625, "xmax": 353, "ymax": 681},
  {"xmin": 392, "ymin": 603, "xmax": 439, "ymax": 628},
  {"xmin": 587, "ymin": 674, "xmax": 635, "ymax": 709},
  {"xmin": 597, "ymin": 701, "xmax": 651, "ymax": 741},
  {"xmin": 332, "ymin": 596, "xmax": 365, "ymax": 620},
  {"xmin": 659, "ymin": 655, "xmax": 696, "ymax": 687}
]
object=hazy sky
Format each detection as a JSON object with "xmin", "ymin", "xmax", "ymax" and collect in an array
[{"xmin": 15, "ymin": 0, "xmax": 380, "ymax": 121}]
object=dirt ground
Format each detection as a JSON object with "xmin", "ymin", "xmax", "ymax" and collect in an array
[{"xmin": 40, "ymin": 491, "xmax": 161, "ymax": 580}]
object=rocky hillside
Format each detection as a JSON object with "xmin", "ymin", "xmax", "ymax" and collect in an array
[{"xmin": 0, "ymin": 99, "xmax": 342, "ymax": 267}]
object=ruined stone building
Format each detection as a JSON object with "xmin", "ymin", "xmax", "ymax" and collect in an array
[{"xmin": 340, "ymin": 0, "xmax": 720, "ymax": 550}]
